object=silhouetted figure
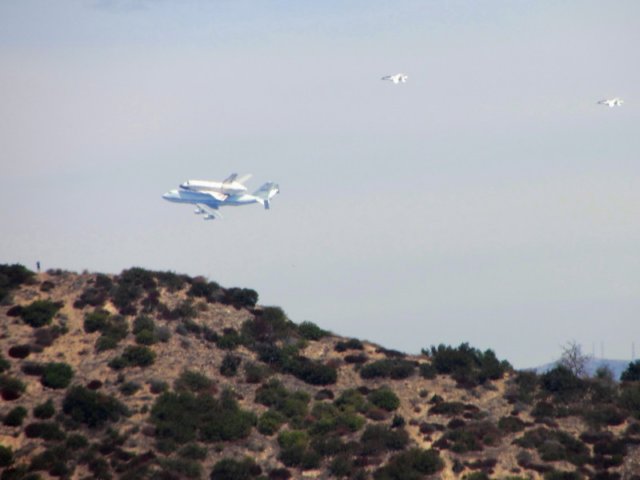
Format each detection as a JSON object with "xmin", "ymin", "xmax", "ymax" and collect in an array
[{"xmin": 36, "ymin": 261, "xmax": 41, "ymax": 273}]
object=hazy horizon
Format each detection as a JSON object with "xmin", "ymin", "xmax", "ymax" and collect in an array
[{"xmin": 2, "ymin": 0, "xmax": 639, "ymax": 369}]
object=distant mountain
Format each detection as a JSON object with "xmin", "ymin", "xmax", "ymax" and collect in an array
[{"xmin": 531, "ymin": 358, "xmax": 633, "ymax": 380}]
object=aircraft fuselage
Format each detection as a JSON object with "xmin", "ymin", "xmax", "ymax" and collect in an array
[{"xmin": 162, "ymin": 189, "xmax": 258, "ymax": 207}]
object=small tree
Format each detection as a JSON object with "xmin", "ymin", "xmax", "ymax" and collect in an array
[{"xmin": 559, "ymin": 341, "xmax": 591, "ymax": 378}]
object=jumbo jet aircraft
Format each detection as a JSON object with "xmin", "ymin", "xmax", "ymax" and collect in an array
[{"xmin": 162, "ymin": 173, "xmax": 279, "ymax": 220}]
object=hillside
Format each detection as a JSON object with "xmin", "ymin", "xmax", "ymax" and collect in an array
[{"xmin": 1, "ymin": 265, "xmax": 639, "ymax": 480}]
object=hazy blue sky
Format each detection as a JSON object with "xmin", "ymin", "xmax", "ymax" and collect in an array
[{"xmin": 2, "ymin": 0, "xmax": 639, "ymax": 368}]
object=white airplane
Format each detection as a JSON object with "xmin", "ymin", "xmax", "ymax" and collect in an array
[
  {"xmin": 381, "ymin": 73, "xmax": 408, "ymax": 84},
  {"xmin": 163, "ymin": 175, "xmax": 279, "ymax": 221},
  {"xmin": 598, "ymin": 97, "xmax": 624, "ymax": 108}
]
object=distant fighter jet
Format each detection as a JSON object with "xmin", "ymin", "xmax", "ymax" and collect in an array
[
  {"xmin": 598, "ymin": 97, "xmax": 624, "ymax": 108},
  {"xmin": 163, "ymin": 173, "xmax": 279, "ymax": 220},
  {"xmin": 381, "ymin": 73, "xmax": 408, "ymax": 84}
]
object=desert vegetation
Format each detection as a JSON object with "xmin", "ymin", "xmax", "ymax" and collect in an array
[{"xmin": 1, "ymin": 264, "xmax": 639, "ymax": 479}]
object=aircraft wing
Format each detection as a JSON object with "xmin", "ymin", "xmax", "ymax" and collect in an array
[
  {"xmin": 196, "ymin": 203, "xmax": 223, "ymax": 220},
  {"xmin": 223, "ymin": 173, "xmax": 238, "ymax": 183}
]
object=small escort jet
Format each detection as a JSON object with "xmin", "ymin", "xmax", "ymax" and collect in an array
[
  {"xmin": 381, "ymin": 73, "xmax": 408, "ymax": 84},
  {"xmin": 597, "ymin": 97, "xmax": 624, "ymax": 108}
]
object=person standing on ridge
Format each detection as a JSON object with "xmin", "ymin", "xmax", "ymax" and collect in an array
[{"xmin": 36, "ymin": 261, "xmax": 40, "ymax": 273}]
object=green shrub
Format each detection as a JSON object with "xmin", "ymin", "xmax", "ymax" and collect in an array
[
  {"xmin": 258, "ymin": 409, "xmax": 286, "ymax": 435},
  {"xmin": 330, "ymin": 454, "xmax": 355, "ymax": 478},
  {"xmin": 298, "ymin": 321, "xmax": 328, "ymax": 340},
  {"xmin": 583, "ymin": 404, "xmax": 627, "ymax": 428},
  {"xmin": 283, "ymin": 355, "xmax": 337, "ymax": 385},
  {"xmin": 112, "ymin": 267, "xmax": 157, "ymax": 315},
  {"xmin": 311, "ymin": 435, "xmax": 348, "ymax": 457},
  {"xmin": 308, "ymin": 402, "xmax": 365, "ymax": 436},
  {"xmin": 335, "ymin": 339, "xmax": 364, "ymax": 352},
  {"xmin": 101, "ymin": 314, "xmax": 129, "ymax": 340},
  {"xmin": 0, "ymin": 354, "xmax": 9, "ymax": 373},
  {"xmin": 0, "ymin": 444, "xmax": 13, "ymax": 467},
  {"xmin": 175, "ymin": 370, "xmax": 215, "ymax": 393},
  {"xmin": 368, "ymin": 387, "xmax": 400, "ymax": 411},
  {"xmin": 34, "ymin": 399, "xmax": 55, "ymax": 419},
  {"xmin": 360, "ymin": 359, "xmax": 416, "ymax": 380},
  {"xmin": 463, "ymin": 473, "xmax": 490, "ymax": 480},
  {"xmin": 419, "ymin": 362, "xmax": 437, "ymax": 379},
  {"xmin": 96, "ymin": 335, "xmax": 120, "ymax": 352},
  {"xmin": 277, "ymin": 429, "xmax": 320, "ymax": 468},
  {"xmin": 65, "ymin": 433, "xmax": 89, "ymax": 450},
  {"xmin": 156, "ymin": 325, "xmax": 171, "ymax": 342},
  {"xmin": 543, "ymin": 470, "xmax": 583, "ymax": 480},
  {"xmin": 8, "ymin": 344, "xmax": 31, "ymax": 359},
  {"xmin": 20, "ymin": 300, "xmax": 62, "ymax": 328},
  {"xmin": 255, "ymin": 379, "xmax": 310, "ymax": 420},
  {"xmin": 135, "ymin": 329, "xmax": 156, "ymax": 345},
  {"xmin": 33, "ymin": 325, "xmax": 65, "ymax": 347},
  {"xmin": 531, "ymin": 400, "xmax": 555, "ymax": 418},
  {"xmin": 151, "ymin": 389, "xmax": 256, "ymax": 445},
  {"xmin": 109, "ymin": 345, "xmax": 156, "ymax": 369},
  {"xmin": 541, "ymin": 366, "xmax": 587, "ymax": 402},
  {"xmin": 62, "ymin": 385, "xmax": 129, "ymax": 428},
  {"xmin": 210, "ymin": 457, "xmax": 261, "ymax": 480},
  {"xmin": 434, "ymin": 420, "xmax": 502, "ymax": 453},
  {"xmin": 244, "ymin": 362, "xmax": 271, "ymax": 384},
  {"xmin": 0, "ymin": 374, "xmax": 26, "ymax": 400},
  {"xmin": 132, "ymin": 315, "xmax": 155, "ymax": 333},
  {"xmin": 220, "ymin": 353, "xmax": 241, "ymax": 377},
  {"xmin": 41, "ymin": 362, "xmax": 74, "ymax": 389},
  {"xmin": 335, "ymin": 389, "xmax": 368, "ymax": 413},
  {"xmin": 0, "ymin": 264, "xmax": 34, "ymax": 302},
  {"xmin": 83, "ymin": 309, "xmax": 110, "ymax": 333},
  {"xmin": 429, "ymin": 401, "xmax": 466, "ymax": 416},
  {"xmin": 188, "ymin": 279, "xmax": 220, "ymax": 302},
  {"xmin": 149, "ymin": 379, "xmax": 169, "ymax": 394},
  {"xmin": 160, "ymin": 457, "xmax": 203, "ymax": 479},
  {"xmin": 119, "ymin": 381, "xmax": 141, "ymax": 396},
  {"xmin": 241, "ymin": 307, "xmax": 293, "ymax": 344},
  {"xmin": 392, "ymin": 414, "xmax": 405, "ymax": 428},
  {"xmin": 373, "ymin": 448, "xmax": 444, "ymax": 479},
  {"xmin": 155, "ymin": 270, "xmax": 187, "ymax": 292},
  {"xmin": 221, "ymin": 287, "xmax": 258, "ymax": 309},
  {"xmin": 515, "ymin": 427, "xmax": 589, "ymax": 466},
  {"xmin": 3, "ymin": 406, "xmax": 28, "ymax": 426},
  {"xmin": 216, "ymin": 328, "xmax": 243, "ymax": 350},
  {"xmin": 498, "ymin": 416, "xmax": 526, "ymax": 433},
  {"xmin": 124, "ymin": 345, "xmax": 156, "ymax": 366},
  {"xmin": 278, "ymin": 429, "xmax": 308, "ymax": 449},
  {"xmin": 507, "ymin": 370, "xmax": 539, "ymax": 405},
  {"xmin": 24, "ymin": 421, "xmax": 66, "ymax": 441},
  {"xmin": 344, "ymin": 353, "xmax": 368, "ymax": 364},
  {"xmin": 619, "ymin": 383, "xmax": 640, "ymax": 417},
  {"xmin": 424, "ymin": 343, "xmax": 510, "ymax": 387},
  {"xmin": 179, "ymin": 442, "xmax": 208, "ymax": 460},
  {"xmin": 360, "ymin": 425, "xmax": 409, "ymax": 454},
  {"xmin": 622, "ymin": 360, "xmax": 640, "ymax": 382}
]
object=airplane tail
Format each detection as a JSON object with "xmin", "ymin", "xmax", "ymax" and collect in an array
[{"xmin": 253, "ymin": 182, "xmax": 280, "ymax": 210}]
